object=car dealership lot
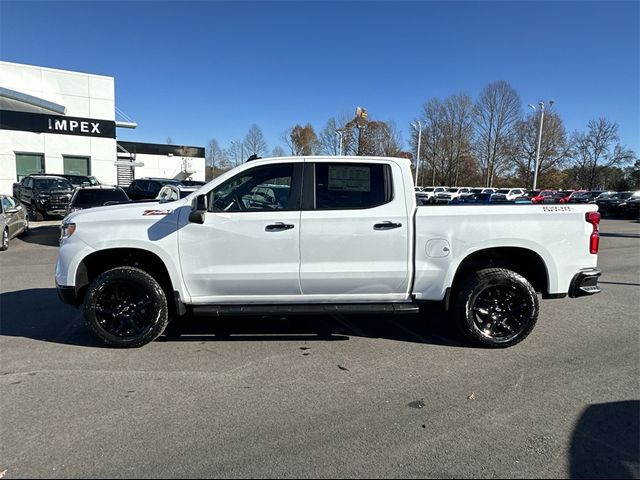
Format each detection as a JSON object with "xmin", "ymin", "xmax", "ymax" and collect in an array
[{"xmin": 1, "ymin": 220, "xmax": 638, "ymax": 478}]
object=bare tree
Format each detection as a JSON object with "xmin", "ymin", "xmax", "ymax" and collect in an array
[
  {"xmin": 570, "ymin": 118, "xmax": 636, "ymax": 189},
  {"xmin": 319, "ymin": 118, "xmax": 341, "ymax": 155},
  {"xmin": 271, "ymin": 146, "xmax": 286, "ymax": 157},
  {"xmin": 510, "ymin": 111, "xmax": 571, "ymax": 188},
  {"xmin": 289, "ymin": 123, "xmax": 319, "ymax": 155},
  {"xmin": 473, "ymin": 81, "xmax": 522, "ymax": 186},
  {"xmin": 243, "ymin": 124, "xmax": 268, "ymax": 157},
  {"xmin": 206, "ymin": 138, "xmax": 222, "ymax": 169},
  {"xmin": 227, "ymin": 140, "xmax": 245, "ymax": 166}
]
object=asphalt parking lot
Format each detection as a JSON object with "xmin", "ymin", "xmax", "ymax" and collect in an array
[{"xmin": 1, "ymin": 219, "xmax": 639, "ymax": 479}]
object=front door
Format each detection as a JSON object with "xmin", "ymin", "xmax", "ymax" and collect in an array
[{"xmin": 178, "ymin": 162, "xmax": 303, "ymax": 303}]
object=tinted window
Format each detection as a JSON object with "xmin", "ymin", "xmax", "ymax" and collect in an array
[
  {"xmin": 132, "ymin": 180, "xmax": 148, "ymax": 191},
  {"xmin": 314, "ymin": 163, "xmax": 390, "ymax": 210},
  {"xmin": 1, "ymin": 197, "xmax": 11, "ymax": 213},
  {"xmin": 210, "ymin": 164, "xmax": 293, "ymax": 212},
  {"xmin": 34, "ymin": 178, "xmax": 72, "ymax": 190},
  {"xmin": 73, "ymin": 189, "xmax": 129, "ymax": 206}
]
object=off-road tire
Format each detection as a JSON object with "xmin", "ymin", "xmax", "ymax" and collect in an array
[
  {"xmin": 84, "ymin": 266, "xmax": 169, "ymax": 348},
  {"xmin": 452, "ymin": 268, "xmax": 538, "ymax": 348}
]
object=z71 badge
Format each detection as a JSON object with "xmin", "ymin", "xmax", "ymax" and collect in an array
[{"xmin": 142, "ymin": 209, "xmax": 172, "ymax": 216}]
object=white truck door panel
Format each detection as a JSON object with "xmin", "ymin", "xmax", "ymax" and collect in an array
[
  {"xmin": 179, "ymin": 210, "xmax": 301, "ymax": 298},
  {"xmin": 299, "ymin": 161, "xmax": 410, "ymax": 298},
  {"xmin": 178, "ymin": 161, "xmax": 302, "ymax": 300}
]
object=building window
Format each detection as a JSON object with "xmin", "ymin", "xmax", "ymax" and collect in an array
[
  {"xmin": 15, "ymin": 153, "xmax": 44, "ymax": 181},
  {"xmin": 63, "ymin": 156, "xmax": 91, "ymax": 176}
]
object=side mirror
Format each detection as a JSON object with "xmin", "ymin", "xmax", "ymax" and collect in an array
[{"xmin": 189, "ymin": 194, "xmax": 207, "ymax": 224}]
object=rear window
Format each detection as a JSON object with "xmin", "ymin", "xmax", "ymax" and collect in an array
[
  {"xmin": 314, "ymin": 163, "xmax": 391, "ymax": 210},
  {"xmin": 73, "ymin": 189, "xmax": 128, "ymax": 206},
  {"xmin": 496, "ymin": 189, "xmax": 509, "ymax": 194}
]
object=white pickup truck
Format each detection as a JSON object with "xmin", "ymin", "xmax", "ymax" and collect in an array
[{"xmin": 56, "ymin": 156, "xmax": 602, "ymax": 348}]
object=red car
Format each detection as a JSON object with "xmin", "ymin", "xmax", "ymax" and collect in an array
[{"xmin": 531, "ymin": 190, "xmax": 557, "ymax": 204}]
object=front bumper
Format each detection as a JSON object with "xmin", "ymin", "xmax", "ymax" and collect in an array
[
  {"xmin": 569, "ymin": 268, "xmax": 602, "ymax": 298},
  {"xmin": 56, "ymin": 283, "xmax": 80, "ymax": 307}
]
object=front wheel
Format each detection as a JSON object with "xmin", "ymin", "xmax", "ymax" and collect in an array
[
  {"xmin": 84, "ymin": 266, "xmax": 169, "ymax": 348},
  {"xmin": 452, "ymin": 268, "xmax": 538, "ymax": 348}
]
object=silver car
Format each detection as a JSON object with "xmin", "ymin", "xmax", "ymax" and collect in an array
[{"xmin": 1, "ymin": 195, "xmax": 29, "ymax": 251}]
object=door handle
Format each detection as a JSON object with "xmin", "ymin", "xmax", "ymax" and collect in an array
[
  {"xmin": 373, "ymin": 221, "xmax": 402, "ymax": 230},
  {"xmin": 265, "ymin": 222, "xmax": 295, "ymax": 232}
]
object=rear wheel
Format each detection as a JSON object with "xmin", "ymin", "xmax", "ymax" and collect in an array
[
  {"xmin": 452, "ymin": 268, "xmax": 538, "ymax": 348},
  {"xmin": 84, "ymin": 267, "xmax": 169, "ymax": 348}
]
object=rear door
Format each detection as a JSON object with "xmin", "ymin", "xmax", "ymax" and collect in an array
[{"xmin": 299, "ymin": 160, "xmax": 411, "ymax": 301}]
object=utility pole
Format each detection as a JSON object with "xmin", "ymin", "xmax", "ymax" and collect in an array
[
  {"xmin": 335, "ymin": 129, "xmax": 344, "ymax": 156},
  {"xmin": 528, "ymin": 100, "xmax": 555, "ymax": 190},
  {"xmin": 411, "ymin": 121, "xmax": 424, "ymax": 187}
]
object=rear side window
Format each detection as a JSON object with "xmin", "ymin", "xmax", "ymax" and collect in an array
[
  {"xmin": 314, "ymin": 163, "xmax": 391, "ymax": 210},
  {"xmin": 73, "ymin": 189, "xmax": 129, "ymax": 206}
]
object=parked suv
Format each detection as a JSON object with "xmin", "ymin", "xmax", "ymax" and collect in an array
[
  {"xmin": 124, "ymin": 178, "xmax": 182, "ymax": 200},
  {"xmin": 66, "ymin": 186, "xmax": 130, "ymax": 215},
  {"xmin": 13, "ymin": 175, "xmax": 74, "ymax": 220},
  {"xmin": 491, "ymin": 188, "xmax": 526, "ymax": 202}
]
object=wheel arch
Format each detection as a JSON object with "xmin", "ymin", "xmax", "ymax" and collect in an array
[{"xmin": 447, "ymin": 247, "xmax": 550, "ymax": 308}]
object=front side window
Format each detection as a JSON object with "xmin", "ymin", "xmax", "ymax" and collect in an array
[
  {"xmin": 1, "ymin": 197, "xmax": 11, "ymax": 213},
  {"xmin": 314, "ymin": 163, "xmax": 390, "ymax": 210},
  {"xmin": 210, "ymin": 163, "xmax": 294, "ymax": 212}
]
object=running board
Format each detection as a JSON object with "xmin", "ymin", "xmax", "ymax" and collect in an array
[{"xmin": 192, "ymin": 303, "xmax": 420, "ymax": 317}]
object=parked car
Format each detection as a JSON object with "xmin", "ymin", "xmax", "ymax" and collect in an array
[
  {"xmin": 13, "ymin": 175, "xmax": 75, "ymax": 220},
  {"xmin": 179, "ymin": 180, "xmax": 207, "ymax": 187},
  {"xmin": 450, "ymin": 193, "xmax": 495, "ymax": 204},
  {"xmin": 156, "ymin": 184, "xmax": 200, "ymax": 202},
  {"xmin": 566, "ymin": 190, "xmax": 591, "ymax": 203},
  {"xmin": 491, "ymin": 188, "xmax": 526, "ymax": 202},
  {"xmin": 435, "ymin": 187, "xmax": 466, "ymax": 204},
  {"xmin": 124, "ymin": 178, "xmax": 182, "ymax": 200},
  {"xmin": 530, "ymin": 190, "xmax": 557, "ymax": 204},
  {"xmin": 553, "ymin": 191, "xmax": 575, "ymax": 204},
  {"xmin": 0, "ymin": 195, "xmax": 29, "ymax": 251},
  {"xmin": 591, "ymin": 191, "xmax": 616, "ymax": 203},
  {"xmin": 596, "ymin": 191, "xmax": 633, "ymax": 217},
  {"xmin": 621, "ymin": 193, "xmax": 640, "ymax": 219},
  {"xmin": 610, "ymin": 191, "xmax": 640, "ymax": 218},
  {"xmin": 66, "ymin": 186, "xmax": 130, "ymax": 215},
  {"xmin": 57, "ymin": 155, "xmax": 602, "ymax": 349},
  {"xmin": 37, "ymin": 173, "xmax": 101, "ymax": 187},
  {"xmin": 416, "ymin": 186, "xmax": 447, "ymax": 204}
]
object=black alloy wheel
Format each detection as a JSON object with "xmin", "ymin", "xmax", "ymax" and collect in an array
[
  {"xmin": 453, "ymin": 268, "xmax": 538, "ymax": 348},
  {"xmin": 84, "ymin": 267, "xmax": 169, "ymax": 348}
]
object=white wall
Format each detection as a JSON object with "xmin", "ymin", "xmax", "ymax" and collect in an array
[
  {"xmin": 134, "ymin": 154, "xmax": 206, "ymax": 182},
  {"xmin": 0, "ymin": 62, "xmax": 117, "ymax": 193}
]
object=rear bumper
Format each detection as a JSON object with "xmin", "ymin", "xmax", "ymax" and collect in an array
[{"xmin": 569, "ymin": 268, "xmax": 602, "ymax": 298}]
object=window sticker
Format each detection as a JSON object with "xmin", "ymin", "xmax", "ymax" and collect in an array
[{"xmin": 327, "ymin": 166, "xmax": 371, "ymax": 192}]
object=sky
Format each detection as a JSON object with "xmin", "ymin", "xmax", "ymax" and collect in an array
[{"xmin": 1, "ymin": 0, "xmax": 638, "ymax": 155}]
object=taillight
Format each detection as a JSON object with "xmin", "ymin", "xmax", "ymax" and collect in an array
[{"xmin": 586, "ymin": 211, "xmax": 600, "ymax": 254}]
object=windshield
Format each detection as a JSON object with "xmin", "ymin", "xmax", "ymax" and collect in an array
[
  {"xmin": 496, "ymin": 189, "xmax": 509, "ymax": 194},
  {"xmin": 73, "ymin": 189, "xmax": 128, "ymax": 206},
  {"xmin": 447, "ymin": 188, "xmax": 459, "ymax": 193},
  {"xmin": 423, "ymin": 187, "xmax": 434, "ymax": 192},
  {"xmin": 34, "ymin": 178, "xmax": 73, "ymax": 190},
  {"xmin": 67, "ymin": 175, "xmax": 99, "ymax": 186}
]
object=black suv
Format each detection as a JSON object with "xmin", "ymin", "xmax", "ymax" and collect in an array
[
  {"xmin": 66, "ymin": 186, "xmax": 130, "ymax": 215},
  {"xmin": 13, "ymin": 175, "xmax": 75, "ymax": 220},
  {"xmin": 124, "ymin": 178, "xmax": 181, "ymax": 200}
]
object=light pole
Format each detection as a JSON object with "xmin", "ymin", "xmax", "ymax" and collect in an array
[
  {"xmin": 528, "ymin": 100, "xmax": 555, "ymax": 190},
  {"xmin": 411, "ymin": 121, "xmax": 424, "ymax": 187},
  {"xmin": 335, "ymin": 129, "xmax": 344, "ymax": 156}
]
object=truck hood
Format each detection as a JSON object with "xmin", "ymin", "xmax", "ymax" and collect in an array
[{"xmin": 65, "ymin": 198, "xmax": 190, "ymax": 224}]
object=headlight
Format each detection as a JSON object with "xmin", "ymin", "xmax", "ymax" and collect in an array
[{"xmin": 60, "ymin": 222, "xmax": 76, "ymax": 240}]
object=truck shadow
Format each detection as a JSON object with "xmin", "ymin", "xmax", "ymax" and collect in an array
[
  {"xmin": 17, "ymin": 225, "xmax": 62, "ymax": 247},
  {"xmin": 569, "ymin": 400, "xmax": 639, "ymax": 479},
  {"xmin": 0, "ymin": 289, "xmax": 467, "ymax": 348}
]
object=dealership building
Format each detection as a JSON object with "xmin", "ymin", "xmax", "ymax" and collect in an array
[{"xmin": 0, "ymin": 61, "xmax": 205, "ymax": 194}]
